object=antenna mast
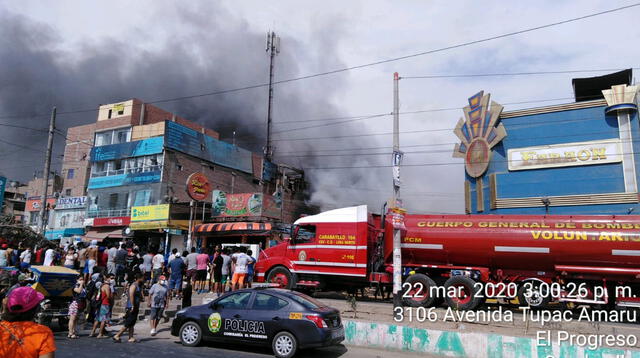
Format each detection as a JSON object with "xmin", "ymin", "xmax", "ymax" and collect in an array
[{"xmin": 265, "ymin": 31, "xmax": 280, "ymax": 161}]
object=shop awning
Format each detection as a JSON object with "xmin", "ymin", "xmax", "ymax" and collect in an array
[
  {"xmin": 195, "ymin": 222, "xmax": 272, "ymax": 233},
  {"xmin": 83, "ymin": 229, "xmax": 123, "ymax": 242}
]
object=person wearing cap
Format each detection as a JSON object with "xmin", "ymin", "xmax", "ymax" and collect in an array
[
  {"xmin": 167, "ymin": 251, "xmax": 184, "ymax": 300},
  {"xmin": 0, "ymin": 286, "xmax": 56, "ymax": 358},
  {"xmin": 147, "ymin": 274, "xmax": 168, "ymax": 336},
  {"xmin": 1, "ymin": 273, "xmax": 31, "ymax": 313}
]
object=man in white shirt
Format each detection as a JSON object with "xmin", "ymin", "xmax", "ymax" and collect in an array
[
  {"xmin": 152, "ymin": 251, "xmax": 165, "ymax": 284},
  {"xmin": 43, "ymin": 245, "xmax": 56, "ymax": 266},
  {"xmin": 231, "ymin": 246, "xmax": 253, "ymax": 291},
  {"xmin": 107, "ymin": 244, "xmax": 117, "ymax": 275},
  {"xmin": 20, "ymin": 248, "xmax": 32, "ymax": 269}
]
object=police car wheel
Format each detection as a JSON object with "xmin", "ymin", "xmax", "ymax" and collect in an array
[
  {"xmin": 179, "ymin": 321, "xmax": 202, "ymax": 347},
  {"xmin": 272, "ymin": 331, "xmax": 297, "ymax": 358}
]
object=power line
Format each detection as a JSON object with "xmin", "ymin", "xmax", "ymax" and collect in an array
[
  {"xmin": 401, "ymin": 67, "xmax": 639, "ymax": 79},
  {"xmin": 302, "ymin": 145, "xmax": 640, "ymax": 170}
]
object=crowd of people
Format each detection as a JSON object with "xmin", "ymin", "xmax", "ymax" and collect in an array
[{"xmin": 0, "ymin": 239, "xmax": 257, "ymax": 354}]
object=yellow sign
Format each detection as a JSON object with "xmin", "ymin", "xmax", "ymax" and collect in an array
[
  {"xmin": 289, "ymin": 312, "xmax": 303, "ymax": 320},
  {"xmin": 130, "ymin": 220, "xmax": 169, "ymax": 230},
  {"xmin": 129, "ymin": 219, "xmax": 194, "ymax": 231},
  {"xmin": 131, "ymin": 204, "xmax": 170, "ymax": 222}
]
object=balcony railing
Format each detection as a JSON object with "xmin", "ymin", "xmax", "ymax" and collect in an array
[
  {"xmin": 90, "ymin": 165, "xmax": 163, "ymax": 178},
  {"xmin": 87, "ymin": 208, "xmax": 131, "ymax": 218}
]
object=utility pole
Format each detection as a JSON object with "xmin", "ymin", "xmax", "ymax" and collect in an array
[
  {"xmin": 391, "ymin": 72, "xmax": 405, "ymax": 314},
  {"xmin": 39, "ymin": 107, "xmax": 56, "ymax": 235},
  {"xmin": 265, "ymin": 31, "xmax": 280, "ymax": 162}
]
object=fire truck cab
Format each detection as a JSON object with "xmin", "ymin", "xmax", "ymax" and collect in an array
[{"xmin": 255, "ymin": 205, "xmax": 374, "ymax": 290}]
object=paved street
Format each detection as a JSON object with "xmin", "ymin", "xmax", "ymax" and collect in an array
[{"xmin": 53, "ymin": 320, "xmax": 437, "ymax": 358}]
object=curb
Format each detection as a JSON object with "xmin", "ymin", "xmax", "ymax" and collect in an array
[{"xmin": 342, "ymin": 320, "xmax": 640, "ymax": 358}]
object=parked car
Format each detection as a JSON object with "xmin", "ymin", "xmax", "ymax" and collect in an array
[{"xmin": 171, "ymin": 288, "xmax": 344, "ymax": 358}]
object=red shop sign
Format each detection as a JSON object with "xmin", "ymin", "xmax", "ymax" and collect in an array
[
  {"xmin": 186, "ymin": 172, "xmax": 211, "ymax": 201},
  {"xmin": 93, "ymin": 216, "xmax": 131, "ymax": 227}
]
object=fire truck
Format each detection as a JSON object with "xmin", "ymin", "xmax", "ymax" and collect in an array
[{"xmin": 254, "ymin": 205, "xmax": 640, "ymax": 310}]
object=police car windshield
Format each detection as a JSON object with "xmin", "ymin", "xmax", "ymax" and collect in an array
[{"xmin": 288, "ymin": 292, "xmax": 326, "ymax": 309}]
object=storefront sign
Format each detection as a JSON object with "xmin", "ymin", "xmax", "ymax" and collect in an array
[
  {"xmin": 25, "ymin": 198, "xmax": 57, "ymax": 212},
  {"xmin": 212, "ymin": 192, "xmax": 281, "ymax": 219},
  {"xmin": 131, "ymin": 204, "xmax": 170, "ymax": 222},
  {"xmin": 90, "ymin": 136, "xmax": 164, "ymax": 162},
  {"xmin": 508, "ymin": 139, "xmax": 623, "ymax": 171},
  {"xmin": 56, "ymin": 196, "xmax": 87, "ymax": 210},
  {"xmin": 93, "ymin": 216, "xmax": 131, "ymax": 227},
  {"xmin": 452, "ymin": 91, "xmax": 507, "ymax": 178},
  {"xmin": 87, "ymin": 170, "xmax": 161, "ymax": 189},
  {"xmin": 129, "ymin": 220, "xmax": 168, "ymax": 230},
  {"xmin": 44, "ymin": 228, "xmax": 85, "ymax": 240},
  {"xmin": 49, "ymin": 209, "xmax": 85, "ymax": 230},
  {"xmin": 186, "ymin": 172, "xmax": 211, "ymax": 201},
  {"xmin": 129, "ymin": 219, "xmax": 190, "ymax": 231}
]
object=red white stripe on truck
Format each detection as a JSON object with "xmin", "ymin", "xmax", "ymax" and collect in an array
[
  {"xmin": 292, "ymin": 261, "xmax": 367, "ymax": 268},
  {"xmin": 495, "ymin": 246, "xmax": 550, "ymax": 253},
  {"xmin": 288, "ymin": 245, "xmax": 367, "ymax": 250},
  {"xmin": 612, "ymin": 249, "xmax": 640, "ymax": 256},
  {"xmin": 291, "ymin": 270, "xmax": 367, "ymax": 277},
  {"xmin": 400, "ymin": 243, "xmax": 443, "ymax": 249}
]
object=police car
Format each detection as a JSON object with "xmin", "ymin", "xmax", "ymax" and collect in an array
[{"xmin": 171, "ymin": 288, "xmax": 345, "ymax": 358}]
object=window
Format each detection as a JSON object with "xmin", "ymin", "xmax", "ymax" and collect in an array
[
  {"xmin": 216, "ymin": 292, "xmax": 253, "ymax": 310},
  {"xmin": 107, "ymin": 109, "xmax": 112, "ymax": 119},
  {"xmin": 108, "ymin": 193, "xmax": 118, "ymax": 209},
  {"xmin": 67, "ymin": 168, "xmax": 75, "ymax": 179},
  {"xmin": 114, "ymin": 128, "xmax": 131, "ymax": 144},
  {"xmin": 252, "ymin": 293, "xmax": 288, "ymax": 311},
  {"xmin": 95, "ymin": 131, "xmax": 113, "ymax": 146},
  {"xmin": 176, "ymin": 164, "xmax": 183, "ymax": 171},
  {"xmin": 91, "ymin": 153, "xmax": 163, "ymax": 178},
  {"xmin": 94, "ymin": 128, "xmax": 131, "ymax": 146},
  {"xmin": 289, "ymin": 292, "xmax": 326, "ymax": 310},
  {"xmin": 295, "ymin": 225, "xmax": 316, "ymax": 243},
  {"xmin": 133, "ymin": 190, "xmax": 151, "ymax": 206},
  {"xmin": 65, "ymin": 189, "xmax": 72, "ymax": 196}
]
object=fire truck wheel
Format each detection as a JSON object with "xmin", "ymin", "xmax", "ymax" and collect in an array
[
  {"xmin": 402, "ymin": 274, "xmax": 437, "ymax": 307},
  {"xmin": 444, "ymin": 276, "xmax": 483, "ymax": 310},
  {"xmin": 517, "ymin": 282, "xmax": 551, "ymax": 309},
  {"xmin": 267, "ymin": 267, "xmax": 297, "ymax": 290}
]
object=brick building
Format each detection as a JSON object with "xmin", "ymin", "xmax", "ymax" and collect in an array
[{"xmin": 55, "ymin": 98, "xmax": 309, "ymax": 251}]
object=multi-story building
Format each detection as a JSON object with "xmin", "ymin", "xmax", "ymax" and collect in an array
[
  {"xmin": 453, "ymin": 69, "xmax": 640, "ymax": 215},
  {"xmin": 57, "ymin": 98, "xmax": 308, "ymax": 252},
  {"xmin": 24, "ymin": 175, "xmax": 63, "ymax": 228},
  {"xmin": 0, "ymin": 179, "xmax": 27, "ymax": 223}
]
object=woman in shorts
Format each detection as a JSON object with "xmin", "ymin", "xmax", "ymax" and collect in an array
[{"xmin": 67, "ymin": 276, "xmax": 86, "ymax": 339}]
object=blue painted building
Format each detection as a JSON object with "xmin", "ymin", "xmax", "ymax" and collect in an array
[{"xmin": 453, "ymin": 71, "xmax": 640, "ymax": 215}]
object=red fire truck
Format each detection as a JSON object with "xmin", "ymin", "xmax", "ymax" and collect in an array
[{"xmin": 254, "ymin": 205, "xmax": 640, "ymax": 310}]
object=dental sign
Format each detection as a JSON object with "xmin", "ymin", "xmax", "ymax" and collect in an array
[{"xmin": 508, "ymin": 139, "xmax": 623, "ymax": 171}]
